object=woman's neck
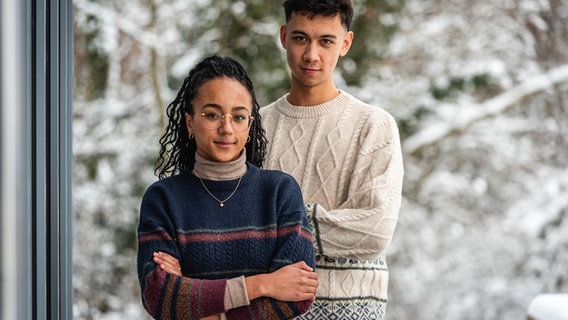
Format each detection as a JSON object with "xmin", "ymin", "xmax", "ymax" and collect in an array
[{"xmin": 192, "ymin": 150, "xmax": 247, "ymax": 180}]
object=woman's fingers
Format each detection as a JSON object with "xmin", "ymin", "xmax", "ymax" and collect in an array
[
  {"xmin": 153, "ymin": 252, "xmax": 182, "ymax": 276},
  {"xmin": 307, "ymin": 277, "xmax": 318, "ymax": 288},
  {"xmin": 289, "ymin": 260, "xmax": 313, "ymax": 272},
  {"xmin": 155, "ymin": 251, "xmax": 181, "ymax": 266}
]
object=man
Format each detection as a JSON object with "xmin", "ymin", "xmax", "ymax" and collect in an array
[{"xmin": 259, "ymin": 0, "xmax": 404, "ymax": 319}]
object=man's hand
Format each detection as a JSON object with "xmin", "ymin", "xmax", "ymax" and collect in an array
[{"xmin": 246, "ymin": 261, "xmax": 318, "ymax": 301}]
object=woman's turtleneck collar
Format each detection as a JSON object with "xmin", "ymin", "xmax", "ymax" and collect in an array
[{"xmin": 192, "ymin": 149, "xmax": 247, "ymax": 181}]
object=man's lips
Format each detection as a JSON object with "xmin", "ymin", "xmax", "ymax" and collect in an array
[{"xmin": 301, "ymin": 66, "xmax": 319, "ymax": 73}]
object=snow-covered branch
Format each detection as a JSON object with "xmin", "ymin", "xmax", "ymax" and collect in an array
[
  {"xmin": 74, "ymin": 0, "xmax": 162, "ymax": 49},
  {"xmin": 403, "ymin": 63, "xmax": 568, "ymax": 156}
]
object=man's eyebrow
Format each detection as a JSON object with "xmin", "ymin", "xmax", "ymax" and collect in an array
[
  {"xmin": 290, "ymin": 30, "xmax": 338, "ymax": 39},
  {"xmin": 290, "ymin": 30, "xmax": 308, "ymax": 36}
]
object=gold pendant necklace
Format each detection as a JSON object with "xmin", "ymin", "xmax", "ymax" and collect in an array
[{"xmin": 196, "ymin": 174, "xmax": 243, "ymax": 207}]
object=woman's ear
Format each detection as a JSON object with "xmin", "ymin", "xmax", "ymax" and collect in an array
[{"xmin": 185, "ymin": 112, "xmax": 193, "ymax": 135}]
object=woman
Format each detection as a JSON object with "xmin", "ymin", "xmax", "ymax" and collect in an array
[{"xmin": 136, "ymin": 56, "xmax": 317, "ymax": 320}]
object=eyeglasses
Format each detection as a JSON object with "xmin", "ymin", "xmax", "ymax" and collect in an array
[{"xmin": 198, "ymin": 112, "xmax": 254, "ymax": 132}]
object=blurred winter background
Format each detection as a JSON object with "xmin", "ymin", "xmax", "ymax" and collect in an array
[{"xmin": 72, "ymin": 0, "xmax": 568, "ymax": 319}]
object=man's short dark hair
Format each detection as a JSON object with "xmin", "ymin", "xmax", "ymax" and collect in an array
[{"xmin": 283, "ymin": 0, "xmax": 353, "ymax": 31}]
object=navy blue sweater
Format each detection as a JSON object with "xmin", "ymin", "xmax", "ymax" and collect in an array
[{"xmin": 137, "ymin": 163, "xmax": 316, "ymax": 319}]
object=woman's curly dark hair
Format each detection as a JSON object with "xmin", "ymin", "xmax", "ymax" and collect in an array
[{"xmin": 154, "ymin": 55, "xmax": 267, "ymax": 179}]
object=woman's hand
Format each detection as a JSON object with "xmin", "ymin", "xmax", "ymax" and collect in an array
[
  {"xmin": 153, "ymin": 252, "xmax": 182, "ymax": 276},
  {"xmin": 153, "ymin": 252, "xmax": 318, "ymax": 302},
  {"xmin": 246, "ymin": 261, "xmax": 318, "ymax": 301}
]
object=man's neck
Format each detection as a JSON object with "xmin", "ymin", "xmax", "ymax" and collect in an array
[{"xmin": 286, "ymin": 82, "xmax": 340, "ymax": 107}]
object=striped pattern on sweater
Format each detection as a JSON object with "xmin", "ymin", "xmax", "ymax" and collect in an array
[{"xmin": 137, "ymin": 164, "xmax": 316, "ymax": 319}]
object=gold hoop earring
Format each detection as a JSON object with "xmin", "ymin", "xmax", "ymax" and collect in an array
[
  {"xmin": 189, "ymin": 132, "xmax": 194, "ymax": 140},
  {"xmin": 247, "ymin": 136, "xmax": 251, "ymax": 143}
]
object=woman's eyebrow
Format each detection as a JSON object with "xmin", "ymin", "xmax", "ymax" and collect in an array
[
  {"xmin": 199, "ymin": 103, "xmax": 222, "ymax": 110},
  {"xmin": 231, "ymin": 106, "xmax": 250, "ymax": 112},
  {"xmin": 200, "ymin": 104, "xmax": 250, "ymax": 112}
]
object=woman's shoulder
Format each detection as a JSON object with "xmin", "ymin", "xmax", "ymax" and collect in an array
[
  {"xmin": 247, "ymin": 163, "xmax": 298, "ymax": 185},
  {"xmin": 143, "ymin": 170, "xmax": 193, "ymax": 195}
]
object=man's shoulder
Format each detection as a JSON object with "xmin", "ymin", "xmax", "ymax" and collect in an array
[
  {"xmin": 341, "ymin": 91, "xmax": 396, "ymax": 123},
  {"xmin": 259, "ymin": 94, "xmax": 286, "ymax": 116},
  {"xmin": 262, "ymin": 99, "xmax": 279, "ymax": 109},
  {"xmin": 259, "ymin": 103, "xmax": 272, "ymax": 116}
]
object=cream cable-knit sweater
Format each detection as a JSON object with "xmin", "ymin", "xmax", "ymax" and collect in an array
[{"xmin": 260, "ymin": 90, "xmax": 404, "ymax": 319}]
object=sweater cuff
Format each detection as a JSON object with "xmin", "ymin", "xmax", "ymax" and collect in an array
[
  {"xmin": 220, "ymin": 313, "xmax": 227, "ymax": 320},
  {"xmin": 224, "ymin": 276, "xmax": 250, "ymax": 310},
  {"xmin": 305, "ymin": 203, "xmax": 323, "ymax": 255}
]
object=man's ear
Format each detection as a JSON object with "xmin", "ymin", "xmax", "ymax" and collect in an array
[
  {"xmin": 340, "ymin": 31, "xmax": 354, "ymax": 57},
  {"xmin": 279, "ymin": 24, "xmax": 287, "ymax": 49}
]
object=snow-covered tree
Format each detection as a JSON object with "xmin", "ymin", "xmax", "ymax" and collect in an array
[{"xmin": 72, "ymin": 0, "xmax": 568, "ymax": 319}]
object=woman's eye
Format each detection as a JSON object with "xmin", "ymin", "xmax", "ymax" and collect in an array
[
  {"xmin": 204, "ymin": 113, "xmax": 221, "ymax": 119},
  {"xmin": 234, "ymin": 114, "xmax": 247, "ymax": 121}
]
